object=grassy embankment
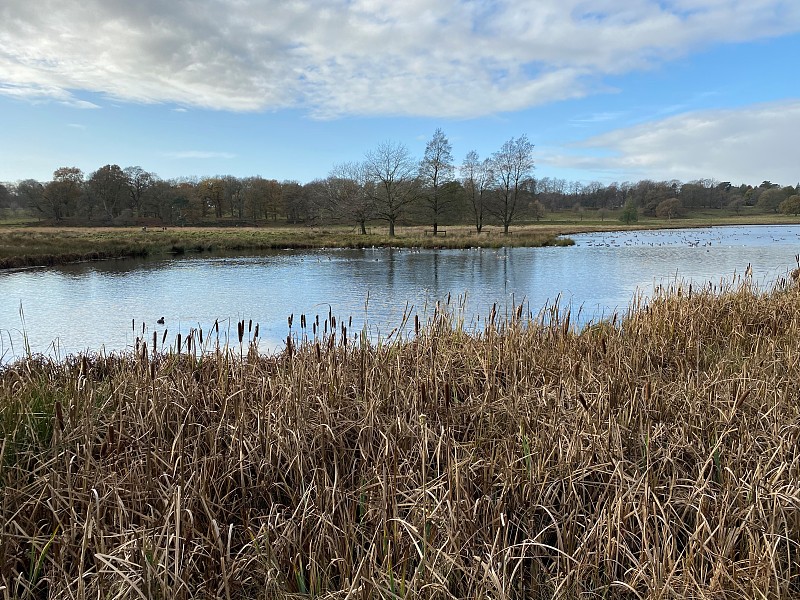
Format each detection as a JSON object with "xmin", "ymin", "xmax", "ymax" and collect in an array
[
  {"xmin": 0, "ymin": 225, "xmax": 572, "ymax": 270},
  {"xmin": 2, "ymin": 208, "xmax": 800, "ymax": 270},
  {"xmin": 2, "ymin": 276, "xmax": 799, "ymax": 598}
]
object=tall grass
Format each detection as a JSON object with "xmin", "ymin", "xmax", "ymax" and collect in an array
[{"xmin": 1, "ymin": 277, "xmax": 799, "ymax": 598}]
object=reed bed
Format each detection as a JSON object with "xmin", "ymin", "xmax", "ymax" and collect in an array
[{"xmin": 1, "ymin": 277, "xmax": 799, "ymax": 599}]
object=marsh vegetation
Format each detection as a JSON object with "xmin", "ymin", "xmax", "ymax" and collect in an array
[{"xmin": 1, "ymin": 276, "xmax": 799, "ymax": 598}]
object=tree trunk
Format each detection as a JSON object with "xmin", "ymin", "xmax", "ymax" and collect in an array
[
  {"xmin": 433, "ymin": 222, "xmax": 438, "ymax": 235},
  {"xmin": 359, "ymin": 221, "xmax": 367, "ymax": 235},
  {"xmin": 389, "ymin": 219, "xmax": 396, "ymax": 236}
]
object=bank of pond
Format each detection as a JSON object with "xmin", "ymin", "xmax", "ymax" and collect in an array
[
  {"xmin": 0, "ymin": 225, "xmax": 575, "ymax": 271},
  {"xmin": 2, "ymin": 223, "xmax": 800, "ymax": 362},
  {"xmin": 1, "ymin": 277, "xmax": 799, "ymax": 598}
]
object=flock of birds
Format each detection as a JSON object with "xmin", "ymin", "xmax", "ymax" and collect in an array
[{"xmin": 578, "ymin": 229, "xmax": 795, "ymax": 249}]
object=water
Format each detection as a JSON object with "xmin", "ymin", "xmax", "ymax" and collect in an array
[{"xmin": 1, "ymin": 224, "xmax": 798, "ymax": 362}]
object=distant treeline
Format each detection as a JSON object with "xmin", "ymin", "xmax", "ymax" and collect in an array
[{"xmin": 2, "ymin": 130, "xmax": 799, "ymax": 232}]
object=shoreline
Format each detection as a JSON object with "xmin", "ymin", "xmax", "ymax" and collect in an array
[
  {"xmin": 1, "ymin": 279, "xmax": 798, "ymax": 597},
  {"xmin": 2, "ymin": 216, "xmax": 800, "ymax": 270}
]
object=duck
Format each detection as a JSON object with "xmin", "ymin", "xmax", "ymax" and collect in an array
[{"xmin": 157, "ymin": 317, "xmax": 165, "ymax": 325}]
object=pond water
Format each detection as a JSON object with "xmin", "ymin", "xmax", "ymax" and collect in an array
[{"xmin": 1, "ymin": 224, "xmax": 799, "ymax": 362}]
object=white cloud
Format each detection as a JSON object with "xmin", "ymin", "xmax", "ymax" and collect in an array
[
  {"xmin": 569, "ymin": 111, "xmax": 627, "ymax": 125},
  {"xmin": 542, "ymin": 100, "xmax": 800, "ymax": 184},
  {"xmin": 163, "ymin": 151, "xmax": 236, "ymax": 160},
  {"xmin": 0, "ymin": 83, "xmax": 100, "ymax": 108},
  {"xmin": 0, "ymin": 0, "xmax": 798, "ymax": 117}
]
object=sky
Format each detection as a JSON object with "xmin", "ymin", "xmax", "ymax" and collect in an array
[{"xmin": 1, "ymin": 0, "xmax": 799, "ymax": 188}]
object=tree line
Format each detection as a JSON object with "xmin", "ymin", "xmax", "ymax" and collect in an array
[{"xmin": 1, "ymin": 130, "xmax": 799, "ymax": 234}]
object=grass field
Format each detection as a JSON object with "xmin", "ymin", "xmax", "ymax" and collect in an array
[
  {"xmin": 1, "ymin": 276, "xmax": 799, "ymax": 598},
  {"xmin": 0, "ymin": 225, "xmax": 574, "ymax": 270},
  {"xmin": 2, "ymin": 207, "xmax": 800, "ymax": 270}
]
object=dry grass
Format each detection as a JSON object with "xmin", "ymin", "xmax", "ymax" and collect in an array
[
  {"xmin": 0, "ymin": 226, "xmax": 570, "ymax": 270},
  {"xmin": 1, "ymin": 277, "xmax": 800, "ymax": 599}
]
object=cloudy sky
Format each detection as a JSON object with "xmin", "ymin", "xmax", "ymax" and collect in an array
[{"xmin": 1, "ymin": 0, "xmax": 799, "ymax": 186}]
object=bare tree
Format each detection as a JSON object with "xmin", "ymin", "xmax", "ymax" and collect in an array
[
  {"xmin": 15, "ymin": 179, "xmax": 44, "ymax": 217},
  {"xmin": 324, "ymin": 161, "xmax": 375, "ymax": 234},
  {"xmin": 363, "ymin": 141, "xmax": 419, "ymax": 236},
  {"xmin": 460, "ymin": 150, "xmax": 494, "ymax": 233},
  {"xmin": 419, "ymin": 128, "xmax": 455, "ymax": 235},
  {"xmin": 487, "ymin": 135, "xmax": 535, "ymax": 234}
]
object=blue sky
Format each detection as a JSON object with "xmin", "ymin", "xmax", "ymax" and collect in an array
[{"xmin": 1, "ymin": 0, "xmax": 799, "ymax": 187}]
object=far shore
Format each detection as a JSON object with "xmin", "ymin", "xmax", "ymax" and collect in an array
[{"xmin": 2, "ymin": 212, "xmax": 800, "ymax": 270}]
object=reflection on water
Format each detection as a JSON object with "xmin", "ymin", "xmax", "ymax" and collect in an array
[{"xmin": 1, "ymin": 225, "xmax": 799, "ymax": 362}]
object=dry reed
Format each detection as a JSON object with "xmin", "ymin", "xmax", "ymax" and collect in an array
[{"xmin": 1, "ymin": 276, "xmax": 799, "ymax": 599}]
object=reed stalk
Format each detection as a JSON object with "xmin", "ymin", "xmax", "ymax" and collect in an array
[{"xmin": 1, "ymin": 277, "xmax": 799, "ymax": 598}]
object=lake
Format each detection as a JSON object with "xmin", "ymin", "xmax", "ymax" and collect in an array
[{"xmin": 1, "ymin": 224, "xmax": 799, "ymax": 362}]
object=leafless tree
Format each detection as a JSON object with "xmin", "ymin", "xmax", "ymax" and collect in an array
[
  {"xmin": 460, "ymin": 150, "xmax": 494, "ymax": 233},
  {"xmin": 323, "ymin": 161, "xmax": 375, "ymax": 234},
  {"xmin": 363, "ymin": 141, "xmax": 419, "ymax": 236},
  {"xmin": 487, "ymin": 135, "xmax": 535, "ymax": 234},
  {"xmin": 419, "ymin": 128, "xmax": 455, "ymax": 235}
]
